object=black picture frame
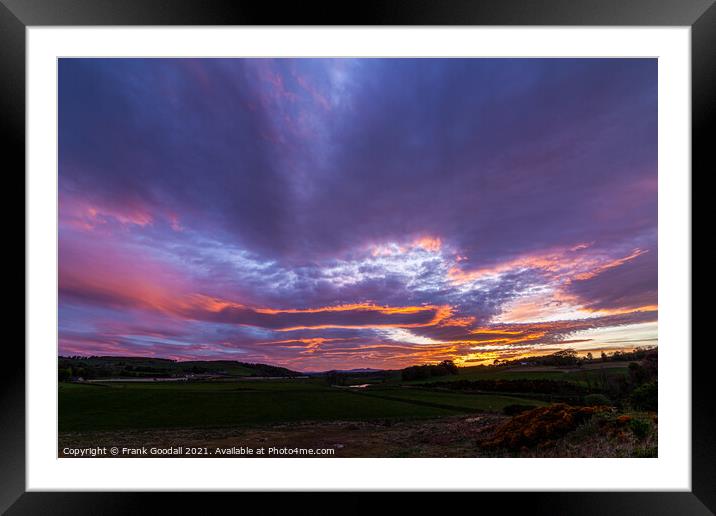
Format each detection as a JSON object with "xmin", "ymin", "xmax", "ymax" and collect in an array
[{"xmin": 4, "ymin": 0, "xmax": 711, "ymax": 512}]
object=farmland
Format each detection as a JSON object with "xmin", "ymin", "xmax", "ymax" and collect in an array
[
  {"xmin": 58, "ymin": 380, "xmax": 543, "ymax": 433},
  {"xmin": 58, "ymin": 351, "xmax": 657, "ymax": 458},
  {"xmin": 404, "ymin": 362, "xmax": 631, "ymax": 385}
]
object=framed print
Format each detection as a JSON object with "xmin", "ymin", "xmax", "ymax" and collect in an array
[{"xmin": 5, "ymin": 0, "xmax": 712, "ymax": 512}]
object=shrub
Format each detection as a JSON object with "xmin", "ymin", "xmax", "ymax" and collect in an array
[
  {"xmin": 630, "ymin": 382, "xmax": 657, "ymax": 411},
  {"xmin": 584, "ymin": 393, "xmax": 611, "ymax": 406},
  {"xmin": 627, "ymin": 418, "xmax": 652, "ymax": 439},
  {"xmin": 482, "ymin": 404, "xmax": 608, "ymax": 450},
  {"xmin": 430, "ymin": 378, "xmax": 587, "ymax": 396},
  {"xmin": 58, "ymin": 367, "xmax": 72, "ymax": 381},
  {"xmin": 628, "ymin": 362, "xmax": 651, "ymax": 384}
]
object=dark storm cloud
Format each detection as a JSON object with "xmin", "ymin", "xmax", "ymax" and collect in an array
[
  {"xmin": 59, "ymin": 58, "xmax": 296, "ymax": 256},
  {"xmin": 299, "ymin": 59, "xmax": 657, "ymax": 264},
  {"xmin": 59, "ymin": 58, "xmax": 656, "ymax": 266}
]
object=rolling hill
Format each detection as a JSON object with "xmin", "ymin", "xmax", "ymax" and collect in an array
[{"xmin": 58, "ymin": 355, "xmax": 302, "ymax": 380}]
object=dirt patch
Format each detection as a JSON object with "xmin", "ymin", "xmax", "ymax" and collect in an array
[
  {"xmin": 59, "ymin": 415, "xmax": 508, "ymax": 458},
  {"xmin": 58, "ymin": 409, "xmax": 656, "ymax": 458}
]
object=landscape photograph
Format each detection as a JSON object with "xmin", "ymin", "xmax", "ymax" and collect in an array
[{"xmin": 58, "ymin": 57, "xmax": 657, "ymax": 458}]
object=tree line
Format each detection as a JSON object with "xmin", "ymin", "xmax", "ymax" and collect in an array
[{"xmin": 401, "ymin": 360, "xmax": 459, "ymax": 381}]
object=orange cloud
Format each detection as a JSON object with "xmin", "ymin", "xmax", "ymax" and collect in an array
[
  {"xmin": 572, "ymin": 248, "xmax": 648, "ymax": 280},
  {"xmin": 584, "ymin": 304, "xmax": 658, "ymax": 316},
  {"xmin": 413, "ymin": 236, "xmax": 442, "ymax": 252},
  {"xmin": 163, "ymin": 295, "xmax": 457, "ymax": 332},
  {"xmin": 370, "ymin": 235, "xmax": 442, "ymax": 257},
  {"xmin": 447, "ymin": 245, "xmax": 644, "ymax": 286}
]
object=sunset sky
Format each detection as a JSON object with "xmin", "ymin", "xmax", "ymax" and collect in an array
[{"xmin": 58, "ymin": 58, "xmax": 657, "ymax": 371}]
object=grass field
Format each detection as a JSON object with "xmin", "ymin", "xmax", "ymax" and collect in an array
[
  {"xmin": 350, "ymin": 387, "xmax": 548, "ymax": 412},
  {"xmin": 406, "ymin": 363, "xmax": 630, "ymax": 385},
  {"xmin": 58, "ymin": 380, "xmax": 544, "ymax": 433},
  {"xmin": 57, "ymin": 358, "xmax": 655, "ymax": 457}
]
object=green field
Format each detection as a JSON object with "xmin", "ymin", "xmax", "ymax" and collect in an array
[
  {"xmin": 406, "ymin": 363, "xmax": 630, "ymax": 385},
  {"xmin": 350, "ymin": 387, "xmax": 547, "ymax": 412},
  {"xmin": 58, "ymin": 363, "xmax": 633, "ymax": 434},
  {"xmin": 58, "ymin": 380, "xmax": 543, "ymax": 433}
]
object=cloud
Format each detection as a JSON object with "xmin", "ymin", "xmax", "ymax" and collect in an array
[
  {"xmin": 58, "ymin": 58, "xmax": 658, "ymax": 369},
  {"xmin": 567, "ymin": 248, "xmax": 657, "ymax": 312},
  {"xmin": 179, "ymin": 297, "xmax": 452, "ymax": 331}
]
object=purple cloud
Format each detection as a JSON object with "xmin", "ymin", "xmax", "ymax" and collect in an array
[{"xmin": 58, "ymin": 58, "xmax": 658, "ymax": 370}]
